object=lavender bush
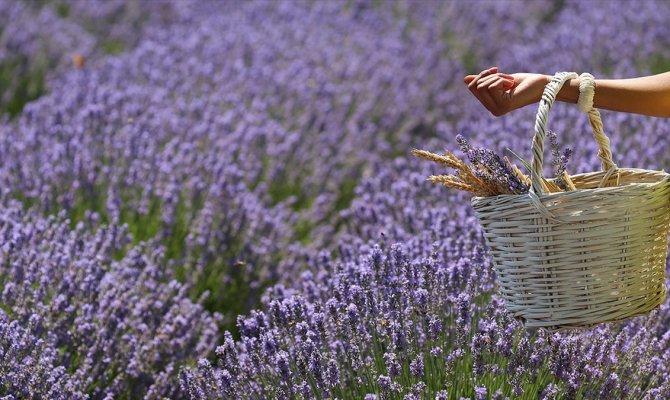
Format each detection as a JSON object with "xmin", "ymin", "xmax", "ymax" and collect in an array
[
  {"xmin": 180, "ymin": 241, "xmax": 670, "ymax": 398},
  {"xmin": 0, "ymin": 203, "xmax": 218, "ymax": 398},
  {"xmin": 2, "ymin": 0, "xmax": 670, "ymax": 398}
]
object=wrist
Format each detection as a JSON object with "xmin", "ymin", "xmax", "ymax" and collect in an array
[
  {"xmin": 556, "ymin": 77, "xmax": 580, "ymax": 104},
  {"xmin": 522, "ymin": 74, "xmax": 552, "ymax": 109}
]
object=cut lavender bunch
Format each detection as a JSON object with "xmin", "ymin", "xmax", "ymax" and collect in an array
[
  {"xmin": 414, "ymin": 136, "xmax": 531, "ymax": 196},
  {"xmin": 455, "ymin": 134, "xmax": 530, "ymax": 195}
]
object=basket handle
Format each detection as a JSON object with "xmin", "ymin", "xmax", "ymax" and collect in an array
[{"xmin": 530, "ymin": 72, "xmax": 618, "ymax": 194}]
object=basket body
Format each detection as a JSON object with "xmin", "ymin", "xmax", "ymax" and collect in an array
[{"xmin": 472, "ymin": 168, "xmax": 670, "ymax": 330}]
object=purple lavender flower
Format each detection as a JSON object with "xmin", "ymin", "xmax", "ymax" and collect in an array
[
  {"xmin": 276, "ymin": 351, "xmax": 291, "ymax": 382},
  {"xmin": 471, "ymin": 333, "xmax": 486, "ymax": 376},
  {"xmin": 540, "ymin": 383, "xmax": 560, "ymax": 400},
  {"xmin": 377, "ymin": 375, "xmax": 392, "ymax": 392},
  {"xmin": 491, "ymin": 388, "xmax": 510, "ymax": 400},
  {"xmin": 599, "ymin": 372, "xmax": 620, "ymax": 398},
  {"xmin": 435, "ymin": 390, "xmax": 449, "ymax": 400},
  {"xmin": 347, "ymin": 302, "xmax": 360, "ymax": 326},
  {"xmin": 474, "ymin": 385, "xmax": 487, "ymax": 400},
  {"xmin": 414, "ymin": 288, "xmax": 429, "ymax": 311},
  {"xmin": 548, "ymin": 130, "xmax": 573, "ymax": 189},
  {"xmin": 428, "ymin": 315, "xmax": 443, "ymax": 340},
  {"xmin": 384, "ymin": 352, "xmax": 402, "ymax": 378},
  {"xmin": 326, "ymin": 358, "xmax": 339, "ymax": 387},
  {"xmin": 410, "ymin": 355, "xmax": 424, "ymax": 377}
]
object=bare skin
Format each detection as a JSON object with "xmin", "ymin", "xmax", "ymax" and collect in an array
[{"xmin": 464, "ymin": 67, "xmax": 670, "ymax": 118}]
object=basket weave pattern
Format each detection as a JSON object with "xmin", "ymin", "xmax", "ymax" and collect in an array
[{"xmin": 472, "ymin": 72, "xmax": 670, "ymax": 330}]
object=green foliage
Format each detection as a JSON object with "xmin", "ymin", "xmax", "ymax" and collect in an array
[
  {"xmin": 197, "ymin": 258, "xmax": 261, "ymax": 339},
  {"xmin": 268, "ymin": 177, "xmax": 313, "ymax": 210},
  {"xmin": 0, "ymin": 59, "xmax": 47, "ymax": 118},
  {"xmin": 101, "ymin": 39, "xmax": 126, "ymax": 55},
  {"xmin": 294, "ymin": 218, "xmax": 313, "ymax": 244},
  {"xmin": 68, "ymin": 184, "xmax": 109, "ymax": 227},
  {"xmin": 539, "ymin": 0, "xmax": 565, "ymax": 24},
  {"xmin": 55, "ymin": 2, "xmax": 70, "ymax": 18},
  {"xmin": 649, "ymin": 53, "xmax": 670, "ymax": 75},
  {"xmin": 441, "ymin": 29, "xmax": 478, "ymax": 74},
  {"xmin": 334, "ymin": 175, "xmax": 358, "ymax": 211}
]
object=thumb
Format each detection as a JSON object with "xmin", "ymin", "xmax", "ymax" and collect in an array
[{"xmin": 464, "ymin": 75, "xmax": 476, "ymax": 84}]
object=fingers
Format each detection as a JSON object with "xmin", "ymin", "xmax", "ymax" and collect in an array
[
  {"xmin": 467, "ymin": 67, "xmax": 498, "ymax": 91},
  {"xmin": 476, "ymin": 74, "xmax": 503, "ymax": 89},
  {"xmin": 471, "ymin": 74, "xmax": 514, "ymax": 93},
  {"xmin": 481, "ymin": 75, "xmax": 515, "ymax": 91},
  {"xmin": 464, "ymin": 67, "xmax": 496, "ymax": 84},
  {"xmin": 464, "ymin": 67, "xmax": 507, "ymax": 79},
  {"xmin": 464, "ymin": 67, "xmax": 514, "ymax": 89},
  {"xmin": 465, "ymin": 74, "xmax": 513, "ymax": 88}
]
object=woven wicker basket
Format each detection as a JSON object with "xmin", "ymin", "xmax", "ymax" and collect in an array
[{"xmin": 472, "ymin": 72, "xmax": 670, "ymax": 330}]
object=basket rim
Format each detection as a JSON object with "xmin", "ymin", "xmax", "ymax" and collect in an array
[{"xmin": 471, "ymin": 167, "xmax": 670, "ymax": 201}]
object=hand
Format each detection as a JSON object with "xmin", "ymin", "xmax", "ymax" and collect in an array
[{"xmin": 464, "ymin": 67, "xmax": 550, "ymax": 117}]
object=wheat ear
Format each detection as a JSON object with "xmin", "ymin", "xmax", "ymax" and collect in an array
[
  {"xmin": 428, "ymin": 175, "xmax": 481, "ymax": 195},
  {"xmin": 411, "ymin": 149, "xmax": 460, "ymax": 169}
]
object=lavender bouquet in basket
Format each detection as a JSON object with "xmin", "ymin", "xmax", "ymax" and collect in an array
[{"xmin": 412, "ymin": 132, "xmax": 574, "ymax": 196}]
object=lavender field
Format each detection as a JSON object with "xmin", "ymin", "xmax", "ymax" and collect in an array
[{"xmin": 2, "ymin": 0, "xmax": 670, "ymax": 399}]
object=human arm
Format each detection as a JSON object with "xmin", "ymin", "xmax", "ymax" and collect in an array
[{"xmin": 464, "ymin": 67, "xmax": 670, "ymax": 118}]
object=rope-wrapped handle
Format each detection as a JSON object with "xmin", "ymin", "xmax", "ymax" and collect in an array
[{"xmin": 530, "ymin": 72, "xmax": 618, "ymax": 194}]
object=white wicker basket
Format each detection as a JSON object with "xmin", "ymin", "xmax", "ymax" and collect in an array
[{"xmin": 472, "ymin": 72, "xmax": 670, "ymax": 330}]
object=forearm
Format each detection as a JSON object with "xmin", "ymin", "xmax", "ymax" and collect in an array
[{"xmin": 553, "ymin": 72, "xmax": 670, "ymax": 118}]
